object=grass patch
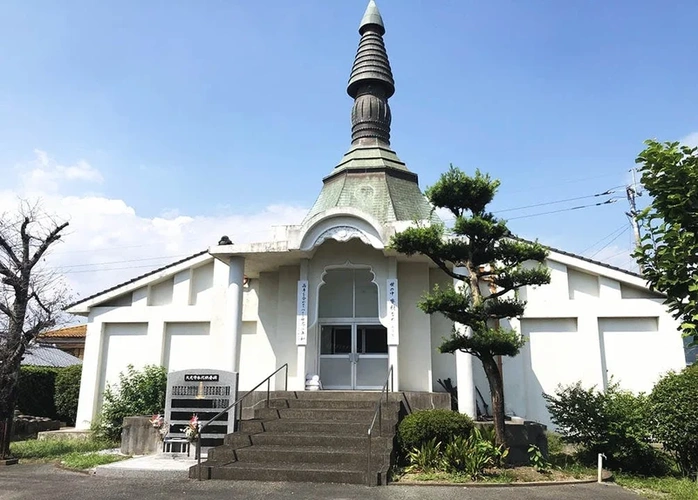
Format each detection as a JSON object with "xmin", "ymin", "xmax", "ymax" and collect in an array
[
  {"xmin": 10, "ymin": 437, "xmax": 118, "ymax": 461},
  {"xmin": 615, "ymin": 474, "xmax": 698, "ymax": 500},
  {"xmin": 9, "ymin": 437, "xmax": 127, "ymax": 469},
  {"xmin": 61, "ymin": 452, "xmax": 129, "ymax": 470}
]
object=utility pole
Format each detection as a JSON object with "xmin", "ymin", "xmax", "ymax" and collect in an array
[{"xmin": 626, "ymin": 168, "xmax": 643, "ymax": 269}]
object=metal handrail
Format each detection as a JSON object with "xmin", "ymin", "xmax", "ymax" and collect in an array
[
  {"xmin": 196, "ymin": 363, "xmax": 289, "ymax": 480},
  {"xmin": 366, "ymin": 365, "xmax": 393, "ymax": 486}
]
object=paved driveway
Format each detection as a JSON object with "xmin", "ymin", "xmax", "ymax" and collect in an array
[{"xmin": 0, "ymin": 464, "xmax": 639, "ymax": 500}]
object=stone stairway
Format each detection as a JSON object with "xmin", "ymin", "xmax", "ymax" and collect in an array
[{"xmin": 189, "ymin": 391, "xmax": 402, "ymax": 486}]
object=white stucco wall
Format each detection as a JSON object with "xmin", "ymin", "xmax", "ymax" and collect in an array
[
  {"xmin": 506, "ymin": 258, "xmax": 686, "ymax": 428},
  {"xmin": 74, "ymin": 256, "xmax": 244, "ymax": 429},
  {"xmin": 397, "ymin": 262, "xmax": 433, "ymax": 392}
]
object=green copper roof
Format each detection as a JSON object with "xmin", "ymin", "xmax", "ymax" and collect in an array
[{"xmin": 303, "ymin": 169, "xmax": 435, "ymax": 225}]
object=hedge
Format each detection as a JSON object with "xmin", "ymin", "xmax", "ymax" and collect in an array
[
  {"xmin": 55, "ymin": 365, "xmax": 83, "ymax": 425},
  {"xmin": 17, "ymin": 365, "xmax": 82, "ymax": 425},
  {"xmin": 17, "ymin": 366, "xmax": 59, "ymax": 419}
]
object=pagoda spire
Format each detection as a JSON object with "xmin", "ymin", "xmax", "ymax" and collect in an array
[{"xmin": 347, "ymin": 0, "xmax": 395, "ymax": 146}]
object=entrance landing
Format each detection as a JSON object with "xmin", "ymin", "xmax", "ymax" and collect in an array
[{"xmin": 96, "ymin": 452, "xmax": 207, "ymax": 479}]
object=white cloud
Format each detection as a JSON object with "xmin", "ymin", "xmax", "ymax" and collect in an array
[
  {"xmin": 1, "ymin": 151, "xmax": 307, "ymax": 302},
  {"xmin": 680, "ymin": 132, "xmax": 698, "ymax": 148},
  {"xmin": 19, "ymin": 149, "xmax": 104, "ymax": 194}
]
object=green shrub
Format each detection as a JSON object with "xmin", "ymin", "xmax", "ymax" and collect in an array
[
  {"xmin": 441, "ymin": 429, "xmax": 508, "ymax": 479},
  {"xmin": 398, "ymin": 409, "xmax": 474, "ymax": 456},
  {"xmin": 96, "ymin": 364, "xmax": 167, "ymax": 441},
  {"xmin": 528, "ymin": 445, "xmax": 551, "ymax": 473},
  {"xmin": 55, "ymin": 365, "xmax": 82, "ymax": 425},
  {"xmin": 403, "ymin": 428, "xmax": 507, "ymax": 480},
  {"xmin": 544, "ymin": 380, "xmax": 668, "ymax": 475},
  {"xmin": 405, "ymin": 437, "xmax": 442, "ymax": 473},
  {"xmin": 17, "ymin": 366, "xmax": 59, "ymax": 418},
  {"xmin": 546, "ymin": 431, "xmax": 564, "ymax": 457},
  {"xmin": 647, "ymin": 364, "xmax": 698, "ymax": 477}
]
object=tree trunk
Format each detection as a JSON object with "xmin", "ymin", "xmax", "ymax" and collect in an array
[
  {"xmin": 481, "ymin": 354, "xmax": 506, "ymax": 448},
  {"xmin": 0, "ymin": 348, "xmax": 23, "ymax": 459}
]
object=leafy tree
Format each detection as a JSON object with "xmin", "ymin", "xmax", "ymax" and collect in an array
[
  {"xmin": 647, "ymin": 364, "xmax": 698, "ymax": 476},
  {"xmin": 391, "ymin": 166, "xmax": 550, "ymax": 446},
  {"xmin": 634, "ymin": 140, "xmax": 698, "ymax": 346},
  {"xmin": 0, "ymin": 201, "xmax": 69, "ymax": 458}
]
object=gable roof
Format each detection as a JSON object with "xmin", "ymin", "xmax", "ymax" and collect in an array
[
  {"xmin": 22, "ymin": 344, "xmax": 82, "ymax": 367},
  {"xmin": 40, "ymin": 324, "xmax": 87, "ymax": 339},
  {"xmin": 66, "ymin": 250, "xmax": 210, "ymax": 314},
  {"xmin": 545, "ymin": 243, "xmax": 642, "ymax": 279}
]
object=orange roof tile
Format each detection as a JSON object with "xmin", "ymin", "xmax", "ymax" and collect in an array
[{"xmin": 41, "ymin": 324, "xmax": 87, "ymax": 338}]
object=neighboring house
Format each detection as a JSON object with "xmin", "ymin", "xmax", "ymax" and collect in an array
[
  {"xmin": 22, "ymin": 344, "xmax": 82, "ymax": 368},
  {"xmin": 65, "ymin": 1, "xmax": 686, "ymax": 430},
  {"xmin": 38, "ymin": 324, "xmax": 87, "ymax": 359}
]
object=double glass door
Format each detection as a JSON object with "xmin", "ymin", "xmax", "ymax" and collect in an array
[{"xmin": 319, "ymin": 323, "xmax": 388, "ymax": 390}]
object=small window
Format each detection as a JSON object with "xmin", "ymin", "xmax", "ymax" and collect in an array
[{"xmin": 320, "ymin": 325, "xmax": 352, "ymax": 354}]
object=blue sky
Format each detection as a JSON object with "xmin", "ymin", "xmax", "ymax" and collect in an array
[{"xmin": 1, "ymin": 0, "xmax": 697, "ymax": 296}]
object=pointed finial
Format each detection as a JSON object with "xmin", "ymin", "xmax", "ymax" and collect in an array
[
  {"xmin": 346, "ymin": 0, "xmax": 394, "ymax": 145},
  {"xmin": 359, "ymin": 0, "xmax": 385, "ymax": 35}
]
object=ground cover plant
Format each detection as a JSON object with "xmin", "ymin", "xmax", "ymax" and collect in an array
[{"xmin": 10, "ymin": 436, "xmax": 126, "ymax": 469}]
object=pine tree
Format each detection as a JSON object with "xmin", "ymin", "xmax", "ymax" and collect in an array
[{"xmin": 391, "ymin": 166, "xmax": 550, "ymax": 446}]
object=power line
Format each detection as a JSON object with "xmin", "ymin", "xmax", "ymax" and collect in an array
[
  {"xmin": 57, "ymin": 254, "xmax": 192, "ymax": 270},
  {"xmin": 506, "ymin": 199, "xmax": 618, "ymax": 221},
  {"xmin": 589, "ymin": 227, "xmax": 630, "ymax": 259},
  {"xmin": 495, "ymin": 189, "xmax": 620, "ymax": 214},
  {"xmin": 62, "ymin": 263, "xmax": 173, "ymax": 275},
  {"xmin": 580, "ymin": 223, "xmax": 628, "ymax": 254}
]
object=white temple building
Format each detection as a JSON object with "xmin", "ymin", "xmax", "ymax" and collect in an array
[{"xmin": 68, "ymin": 1, "xmax": 687, "ymax": 430}]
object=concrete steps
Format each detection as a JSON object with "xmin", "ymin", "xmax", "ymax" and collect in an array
[
  {"xmin": 190, "ymin": 392, "xmax": 400, "ymax": 486},
  {"xmin": 205, "ymin": 461, "xmax": 368, "ymax": 484}
]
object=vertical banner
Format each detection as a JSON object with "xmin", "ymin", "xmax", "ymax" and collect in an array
[
  {"xmin": 296, "ymin": 280, "xmax": 309, "ymax": 345},
  {"xmin": 387, "ymin": 279, "xmax": 399, "ymax": 345}
]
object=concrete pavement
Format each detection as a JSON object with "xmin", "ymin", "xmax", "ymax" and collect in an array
[{"xmin": 0, "ymin": 463, "xmax": 640, "ymax": 500}]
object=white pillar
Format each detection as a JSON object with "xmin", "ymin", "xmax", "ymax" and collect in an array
[
  {"xmin": 456, "ymin": 349, "xmax": 477, "ymax": 418},
  {"xmin": 75, "ymin": 319, "xmax": 103, "ymax": 430},
  {"xmin": 228, "ymin": 256, "xmax": 245, "ymax": 373},
  {"xmin": 453, "ymin": 267, "xmax": 477, "ymax": 418},
  {"xmin": 295, "ymin": 259, "xmax": 309, "ymax": 391}
]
